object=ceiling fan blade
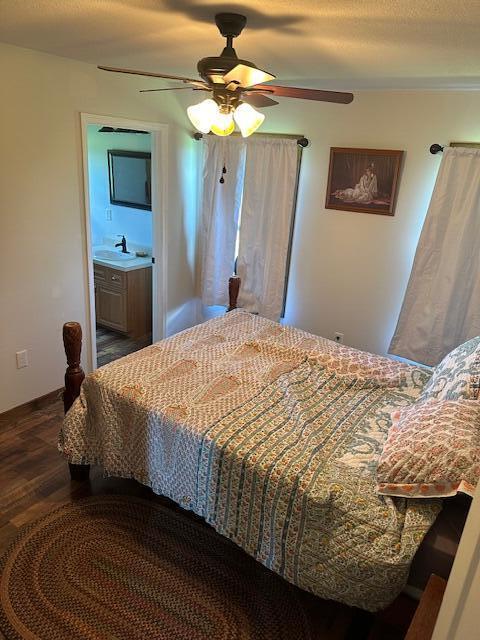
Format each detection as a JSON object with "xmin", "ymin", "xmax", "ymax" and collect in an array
[
  {"xmin": 241, "ymin": 93, "xmax": 279, "ymax": 108},
  {"xmin": 98, "ymin": 65, "xmax": 203, "ymax": 86},
  {"xmin": 186, "ymin": 80, "xmax": 211, "ymax": 89},
  {"xmin": 252, "ymin": 84, "xmax": 354, "ymax": 104},
  {"xmin": 223, "ymin": 63, "xmax": 276, "ymax": 89},
  {"xmin": 139, "ymin": 87, "xmax": 211, "ymax": 93}
]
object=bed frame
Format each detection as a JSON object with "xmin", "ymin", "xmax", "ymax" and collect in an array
[
  {"xmin": 61, "ymin": 275, "xmax": 468, "ymax": 606},
  {"xmin": 62, "ymin": 275, "xmax": 241, "ymax": 481}
]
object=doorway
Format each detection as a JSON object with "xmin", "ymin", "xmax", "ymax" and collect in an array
[{"xmin": 81, "ymin": 114, "xmax": 168, "ymax": 371}]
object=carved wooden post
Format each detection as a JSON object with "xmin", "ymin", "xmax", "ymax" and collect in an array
[
  {"xmin": 227, "ymin": 275, "xmax": 241, "ymax": 312},
  {"xmin": 63, "ymin": 322, "xmax": 84, "ymax": 413},
  {"xmin": 63, "ymin": 322, "xmax": 90, "ymax": 481}
]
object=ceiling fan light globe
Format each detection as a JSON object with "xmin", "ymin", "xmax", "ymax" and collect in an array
[
  {"xmin": 234, "ymin": 102, "xmax": 265, "ymax": 137},
  {"xmin": 187, "ymin": 98, "xmax": 218, "ymax": 133},
  {"xmin": 210, "ymin": 111, "xmax": 235, "ymax": 137}
]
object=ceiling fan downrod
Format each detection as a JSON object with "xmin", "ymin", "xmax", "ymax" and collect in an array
[{"xmin": 216, "ymin": 13, "xmax": 247, "ymax": 59}]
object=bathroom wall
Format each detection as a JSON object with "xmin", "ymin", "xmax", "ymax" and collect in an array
[{"xmin": 87, "ymin": 126, "xmax": 152, "ymax": 250}]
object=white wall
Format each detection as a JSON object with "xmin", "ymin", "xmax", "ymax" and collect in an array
[
  {"xmin": 277, "ymin": 91, "xmax": 480, "ymax": 355},
  {"xmin": 86, "ymin": 126, "xmax": 152, "ymax": 249},
  {"xmin": 0, "ymin": 43, "xmax": 198, "ymax": 413},
  {"xmin": 184, "ymin": 91, "xmax": 480, "ymax": 356}
]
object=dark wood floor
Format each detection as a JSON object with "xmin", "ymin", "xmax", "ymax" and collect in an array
[
  {"xmin": 96, "ymin": 326, "xmax": 151, "ymax": 367},
  {"xmin": 0, "ymin": 399, "xmax": 418, "ymax": 639}
]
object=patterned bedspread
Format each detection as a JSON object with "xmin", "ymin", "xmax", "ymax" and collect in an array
[{"xmin": 60, "ymin": 311, "xmax": 441, "ymax": 611}]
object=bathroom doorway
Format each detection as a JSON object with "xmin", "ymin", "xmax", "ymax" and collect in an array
[{"xmin": 81, "ymin": 114, "xmax": 167, "ymax": 370}]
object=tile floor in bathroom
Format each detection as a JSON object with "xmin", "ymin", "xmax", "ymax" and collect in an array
[{"xmin": 96, "ymin": 326, "xmax": 151, "ymax": 367}]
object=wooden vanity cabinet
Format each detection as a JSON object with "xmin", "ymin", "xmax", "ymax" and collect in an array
[{"xmin": 94, "ymin": 264, "xmax": 152, "ymax": 338}]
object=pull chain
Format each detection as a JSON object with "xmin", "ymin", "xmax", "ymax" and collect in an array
[{"xmin": 219, "ymin": 164, "xmax": 227, "ymax": 184}]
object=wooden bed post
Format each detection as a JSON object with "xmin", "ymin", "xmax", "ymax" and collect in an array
[
  {"xmin": 227, "ymin": 275, "xmax": 241, "ymax": 312},
  {"xmin": 63, "ymin": 321, "xmax": 90, "ymax": 482}
]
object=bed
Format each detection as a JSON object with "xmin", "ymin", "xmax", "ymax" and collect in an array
[{"xmin": 59, "ymin": 281, "xmax": 451, "ymax": 612}]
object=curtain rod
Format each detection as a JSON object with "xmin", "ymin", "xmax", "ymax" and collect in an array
[
  {"xmin": 193, "ymin": 132, "xmax": 309, "ymax": 147},
  {"xmin": 430, "ymin": 142, "xmax": 480, "ymax": 154}
]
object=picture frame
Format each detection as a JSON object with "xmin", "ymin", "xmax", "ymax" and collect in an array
[{"xmin": 325, "ymin": 147, "xmax": 404, "ymax": 216}]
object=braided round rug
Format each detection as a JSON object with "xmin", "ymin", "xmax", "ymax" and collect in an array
[{"xmin": 0, "ymin": 495, "xmax": 314, "ymax": 640}]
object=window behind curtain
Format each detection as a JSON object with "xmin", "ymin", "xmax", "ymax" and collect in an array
[{"xmin": 200, "ymin": 135, "xmax": 303, "ymax": 321}]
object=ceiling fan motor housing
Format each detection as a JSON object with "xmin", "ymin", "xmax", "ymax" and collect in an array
[
  {"xmin": 215, "ymin": 13, "xmax": 247, "ymax": 39},
  {"xmin": 197, "ymin": 55, "xmax": 257, "ymax": 81},
  {"xmin": 198, "ymin": 13, "xmax": 256, "ymax": 83}
]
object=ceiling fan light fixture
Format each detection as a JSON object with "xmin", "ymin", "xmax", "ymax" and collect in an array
[
  {"xmin": 210, "ymin": 110, "xmax": 235, "ymax": 137},
  {"xmin": 187, "ymin": 98, "xmax": 218, "ymax": 133},
  {"xmin": 233, "ymin": 102, "xmax": 265, "ymax": 137}
]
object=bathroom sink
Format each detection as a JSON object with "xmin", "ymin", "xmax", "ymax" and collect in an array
[{"xmin": 94, "ymin": 249, "xmax": 136, "ymax": 261}]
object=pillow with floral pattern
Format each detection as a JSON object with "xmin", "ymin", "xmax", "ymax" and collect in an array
[
  {"xmin": 377, "ymin": 399, "xmax": 480, "ymax": 498},
  {"xmin": 420, "ymin": 336, "xmax": 480, "ymax": 402}
]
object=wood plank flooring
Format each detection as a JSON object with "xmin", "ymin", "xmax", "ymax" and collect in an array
[
  {"xmin": 96, "ymin": 326, "xmax": 151, "ymax": 367},
  {"xmin": 0, "ymin": 400, "xmax": 151, "ymax": 555},
  {"xmin": 0, "ymin": 399, "xmax": 418, "ymax": 639}
]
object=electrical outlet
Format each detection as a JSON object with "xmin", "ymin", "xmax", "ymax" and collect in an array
[
  {"xmin": 16, "ymin": 350, "xmax": 29, "ymax": 368},
  {"xmin": 334, "ymin": 332, "xmax": 344, "ymax": 344},
  {"xmin": 105, "ymin": 208, "xmax": 112, "ymax": 221}
]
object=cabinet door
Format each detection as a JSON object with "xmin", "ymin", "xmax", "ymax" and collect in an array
[{"xmin": 96, "ymin": 285, "xmax": 128, "ymax": 332}]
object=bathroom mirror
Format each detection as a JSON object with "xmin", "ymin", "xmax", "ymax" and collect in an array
[{"xmin": 108, "ymin": 150, "xmax": 151, "ymax": 210}]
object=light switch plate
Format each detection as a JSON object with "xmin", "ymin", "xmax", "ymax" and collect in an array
[{"xmin": 16, "ymin": 350, "xmax": 29, "ymax": 368}]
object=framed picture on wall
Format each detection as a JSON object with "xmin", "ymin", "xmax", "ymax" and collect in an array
[{"xmin": 325, "ymin": 148, "xmax": 404, "ymax": 215}]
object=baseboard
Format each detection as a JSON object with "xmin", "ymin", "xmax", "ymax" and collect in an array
[{"xmin": 0, "ymin": 388, "xmax": 63, "ymax": 425}]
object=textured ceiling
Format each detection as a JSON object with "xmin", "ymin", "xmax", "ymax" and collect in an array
[{"xmin": 1, "ymin": 0, "xmax": 479, "ymax": 90}]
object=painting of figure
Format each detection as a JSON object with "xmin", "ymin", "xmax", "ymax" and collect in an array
[{"xmin": 325, "ymin": 148, "xmax": 404, "ymax": 215}]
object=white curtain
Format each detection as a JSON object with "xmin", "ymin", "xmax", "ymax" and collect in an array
[
  {"xmin": 236, "ymin": 137, "xmax": 299, "ymax": 320},
  {"xmin": 200, "ymin": 136, "xmax": 246, "ymax": 306},
  {"xmin": 389, "ymin": 147, "xmax": 480, "ymax": 365}
]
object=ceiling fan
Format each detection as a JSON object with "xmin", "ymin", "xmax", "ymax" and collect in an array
[{"xmin": 99, "ymin": 12, "xmax": 354, "ymax": 137}]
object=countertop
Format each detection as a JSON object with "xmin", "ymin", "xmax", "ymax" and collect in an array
[{"xmin": 92, "ymin": 248, "xmax": 152, "ymax": 272}]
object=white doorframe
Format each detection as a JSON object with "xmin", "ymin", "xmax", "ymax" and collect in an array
[{"xmin": 80, "ymin": 112, "xmax": 168, "ymax": 370}]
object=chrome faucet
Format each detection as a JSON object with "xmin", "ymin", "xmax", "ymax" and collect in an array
[{"xmin": 115, "ymin": 235, "xmax": 129, "ymax": 253}]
